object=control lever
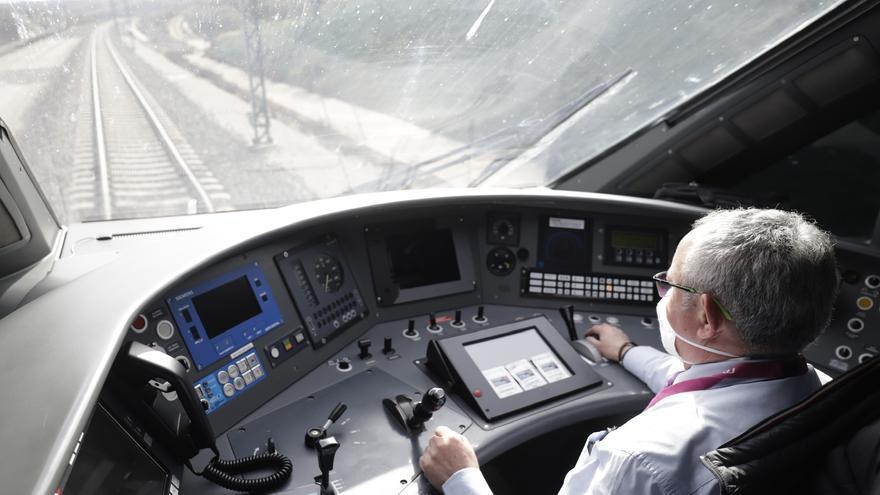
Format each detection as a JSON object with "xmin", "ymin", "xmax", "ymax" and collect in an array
[
  {"xmin": 305, "ymin": 402, "xmax": 348, "ymax": 448},
  {"xmin": 383, "ymin": 387, "xmax": 447, "ymax": 434},
  {"xmin": 559, "ymin": 305, "xmax": 602, "ymax": 363},
  {"xmin": 559, "ymin": 305, "xmax": 579, "ymax": 341},
  {"xmin": 315, "ymin": 436, "xmax": 340, "ymax": 495}
]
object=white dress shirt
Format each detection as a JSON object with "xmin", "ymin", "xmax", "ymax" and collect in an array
[{"xmin": 443, "ymin": 346, "xmax": 826, "ymax": 495}]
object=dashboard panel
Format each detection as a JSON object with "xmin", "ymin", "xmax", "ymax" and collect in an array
[{"xmin": 24, "ymin": 191, "xmax": 880, "ymax": 495}]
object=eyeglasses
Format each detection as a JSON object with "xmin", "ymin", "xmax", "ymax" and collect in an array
[{"xmin": 652, "ymin": 271, "xmax": 734, "ymax": 321}]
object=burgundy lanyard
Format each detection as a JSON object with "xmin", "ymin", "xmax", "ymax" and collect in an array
[{"xmin": 645, "ymin": 356, "xmax": 808, "ymax": 410}]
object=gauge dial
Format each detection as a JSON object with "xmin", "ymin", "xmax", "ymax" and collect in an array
[
  {"xmin": 487, "ymin": 214, "xmax": 519, "ymax": 245},
  {"xmin": 314, "ymin": 254, "xmax": 344, "ymax": 293},
  {"xmin": 487, "ymin": 247, "xmax": 516, "ymax": 276},
  {"xmin": 491, "ymin": 219, "xmax": 516, "ymax": 243}
]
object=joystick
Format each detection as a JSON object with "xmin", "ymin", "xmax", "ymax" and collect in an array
[
  {"xmin": 357, "ymin": 339, "xmax": 372, "ymax": 360},
  {"xmin": 383, "ymin": 387, "xmax": 447, "ymax": 434},
  {"xmin": 315, "ymin": 436, "xmax": 340, "ymax": 495},
  {"xmin": 413, "ymin": 387, "xmax": 446, "ymax": 425}
]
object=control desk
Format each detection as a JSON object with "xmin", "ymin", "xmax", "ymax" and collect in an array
[{"xmin": 39, "ymin": 191, "xmax": 880, "ymax": 495}]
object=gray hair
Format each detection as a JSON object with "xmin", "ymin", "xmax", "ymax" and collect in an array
[{"xmin": 679, "ymin": 208, "xmax": 839, "ymax": 354}]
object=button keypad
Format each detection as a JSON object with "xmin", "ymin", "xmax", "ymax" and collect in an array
[
  {"xmin": 194, "ymin": 351, "xmax": 267, "ymax": 414},
  {"xmin": 525, "ymin": 271, "xmax": 656, "ymax": 303}
]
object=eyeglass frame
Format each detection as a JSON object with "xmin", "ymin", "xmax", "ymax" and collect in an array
[{"xmin": 652, "ymin": 271, "xmax": 734, "ymax": 321}]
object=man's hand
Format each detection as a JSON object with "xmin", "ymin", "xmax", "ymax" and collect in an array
[
  {"xmin": 419, "ymin": 425, "xmax": 479, "ymax": 489},
  {"xmin": 585, "ymin": 324, "xmax": 632, "ymax": 362}
]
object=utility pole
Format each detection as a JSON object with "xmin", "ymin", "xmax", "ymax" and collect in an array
[
  {"xmin": 110, "ymin": 0, "xmax": 121, "ymax": 38},
  {"xmin": 239, "ymin": 0, "xmax": 272, "ymax": 146}
]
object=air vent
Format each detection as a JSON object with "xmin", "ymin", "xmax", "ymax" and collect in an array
[
  {"xmin": 794, "ymin": 42, "xmax": 880, "ymax": 106},
  {"xmin": 731, "ymin": 89, "xmax": 808, "ymax": 141},
  {"xmin": 107, "ymin": 227, "xmax": 202, "ymax": 239},
  {"xmin": 678, "ymin": 126, "xmax": 744, "ymax": 173},
  {"xmin": 620, "ymin": 157, "xmax": 692, "ymax": 195}
]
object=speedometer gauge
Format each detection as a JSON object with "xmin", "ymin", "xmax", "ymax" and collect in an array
[{"xmin": 314, "ymin": 254, "xmax": 344, "ymax": 293}]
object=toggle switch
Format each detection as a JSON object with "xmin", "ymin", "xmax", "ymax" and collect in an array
[
  {"xmin": 427, "ymin": 312, "xmax": 441, "ymax": 333},
  {"xmin": 383, "ymin": 337, "xmax": 395, "ymax": 355},
  {"xmin": 473, "ymin": 305, "xmax": 487, "ymax": 323},
  {"xmin": 357, "ymin": 339, "xmax": 372, "ymax": 360},
  {"xmin": 451, "ymin": 309, "xmax": 464, "ymax": 328},
  {"xmin": 403, "ymin": 319, "xmax": 418, "ymax": 339}
]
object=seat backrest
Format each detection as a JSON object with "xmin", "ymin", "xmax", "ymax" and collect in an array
[{"xmin": 701, "ymin": 356, "xmax": 880, "ymax": 495}]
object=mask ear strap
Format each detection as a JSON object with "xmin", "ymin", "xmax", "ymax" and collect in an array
[{"xmin": 675, "ymin": 331, "xmax": 741, "ymax": 358}]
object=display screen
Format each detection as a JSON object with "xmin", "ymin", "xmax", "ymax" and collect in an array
[
  {"xmin": 464, "ymin": 328, "xmax": 572, "ymax": 399},
  {"xmin": 65, "ymin": 405, "xmax": 167, "ymax": 495},
  {"xmin": 386, "ymin": 228, "xmax": 460, "ymax": 289},
  {"xmin": 192, "ymin": 275, "xmax": 263, "ymax": 340},
  {"xmin": 537, "ymin": 215, "xmax": 591, "ymax": 275},
  {"xmin": 611, "ymin": 230, "xmax": 659, "ymax": 250}
]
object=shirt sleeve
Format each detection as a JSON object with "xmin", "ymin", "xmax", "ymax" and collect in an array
[
  {"xmin": 442, "ymin": 467, "xmax": 493, "ymax": 495},
  {"xmin": 620, "ymin": 346, "xmax": 684, "ymax": 393},
  {"xmin": 558, "ymin": 441, "xmax": 669, "ymax": 495}
]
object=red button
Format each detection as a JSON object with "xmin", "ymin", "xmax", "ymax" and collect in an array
[
  {"xmin": 473, "ymin": 389, "xmax": 482, "ymax": 398},
  {"xmin": 130, "ymin": 314, "xmax": 148, "ymax": 332}
]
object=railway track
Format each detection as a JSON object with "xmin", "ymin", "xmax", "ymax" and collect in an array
[{"xmin": 69, "ymin": 28, "xmax": 229, "ymax": 220}]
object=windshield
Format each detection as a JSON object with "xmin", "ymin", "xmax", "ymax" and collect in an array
[{"xmin": 0, "ymin": 0, "xmax": 842, "ymax": 223}]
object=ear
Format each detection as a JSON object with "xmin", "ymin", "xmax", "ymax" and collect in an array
[{"xmin": 697, "ymin": 293, "xmax": 725, "ymax": 340}]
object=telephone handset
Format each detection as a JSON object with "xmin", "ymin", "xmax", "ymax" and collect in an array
[
  {"xmin": 117, "ymin": 341, "xmax": 216, "ymax": 456},
  {"xmin": 113, "ymin": 341, "xmax": 292, "ymax": 492}
]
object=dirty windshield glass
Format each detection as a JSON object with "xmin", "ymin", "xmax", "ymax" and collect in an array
[{"xmin": 0, "ymin": 0, "xmax": 841, "ymax": 223}]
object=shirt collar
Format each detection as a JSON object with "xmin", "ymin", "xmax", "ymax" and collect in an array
[{"xmin": 671, "ymin": 357, "xmax": 752, "ymax": 385}]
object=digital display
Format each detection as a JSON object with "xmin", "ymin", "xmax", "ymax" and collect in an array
[
  {"xmin": 605, "ymin": 226, "xmax": 667, "ymax": 268},
  {"xmin": 192, "ymin": 275, "xmax": 262, "ymax": 340},
  {"xmin": 611, "ymin": 231, "xmax": 659, "ymax": 250},
  {"xmin": 387, "ymin": 229, "xmax": 460, "ymax": 289},
  {"xmin": 537, "ymin": 215, "xmax": 591, "ymax": 275},
  {"xmin": 366, "ymin": 219, "xmax": 476, "ymax": 306},
  {"xmin": 464, "ymin": 328, "xmax": 572, "ymax": 399},
  {"xmin": 168, "ymin": 263, "xmax": 284, "ymax": 371},
  {"xmin": 65, "ymin": 405, "xmax": 167, "ymax": 495}
]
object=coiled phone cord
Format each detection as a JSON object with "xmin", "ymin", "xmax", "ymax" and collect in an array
[{"xmin": 188, "ymin": 444, "xmax": 293, "ymax": 493}]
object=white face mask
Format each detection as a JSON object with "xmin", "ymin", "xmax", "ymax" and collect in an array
[{"xmin": 656, "ymin": 296, "xmax": 741, "ymax": 365}]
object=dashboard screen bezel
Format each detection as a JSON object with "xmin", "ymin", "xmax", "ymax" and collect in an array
[
  {"xmin": 365, "ymin": 218, "xmax": 477, "ymax": 306},
  {"xmin": 427, "ymin": 316, "xmax": 603, "ymax": 421},
  {"xmin": 167, "ymin": 262, "xmax": 284, "ymax": 371}
]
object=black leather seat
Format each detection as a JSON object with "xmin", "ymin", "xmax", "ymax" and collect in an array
[{"xmin": 701, "ymin": 356, "xmax": 880, "ymax": 494}]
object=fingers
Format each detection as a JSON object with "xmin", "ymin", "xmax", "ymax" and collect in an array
[
  {"xmin": 435, "ymin": 425, "xmax": 454, "ymax": 437},
  {"xmin": 585, "ymin": 335, "xmax": 600, "ymax": 345}
]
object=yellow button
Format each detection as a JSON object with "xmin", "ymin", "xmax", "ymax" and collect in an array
[{"xmin": 857, "ymin": 296, "xmax": 874, "ymax": 311}]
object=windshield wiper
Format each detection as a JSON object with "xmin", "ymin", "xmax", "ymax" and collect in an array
[
  {"xmin": 382, "ymin": 68, "xmax": 634, "ymax": 190},
  {"xmin": 354, "ymin": 68, "xmax": 634, "ymax": 193}
]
